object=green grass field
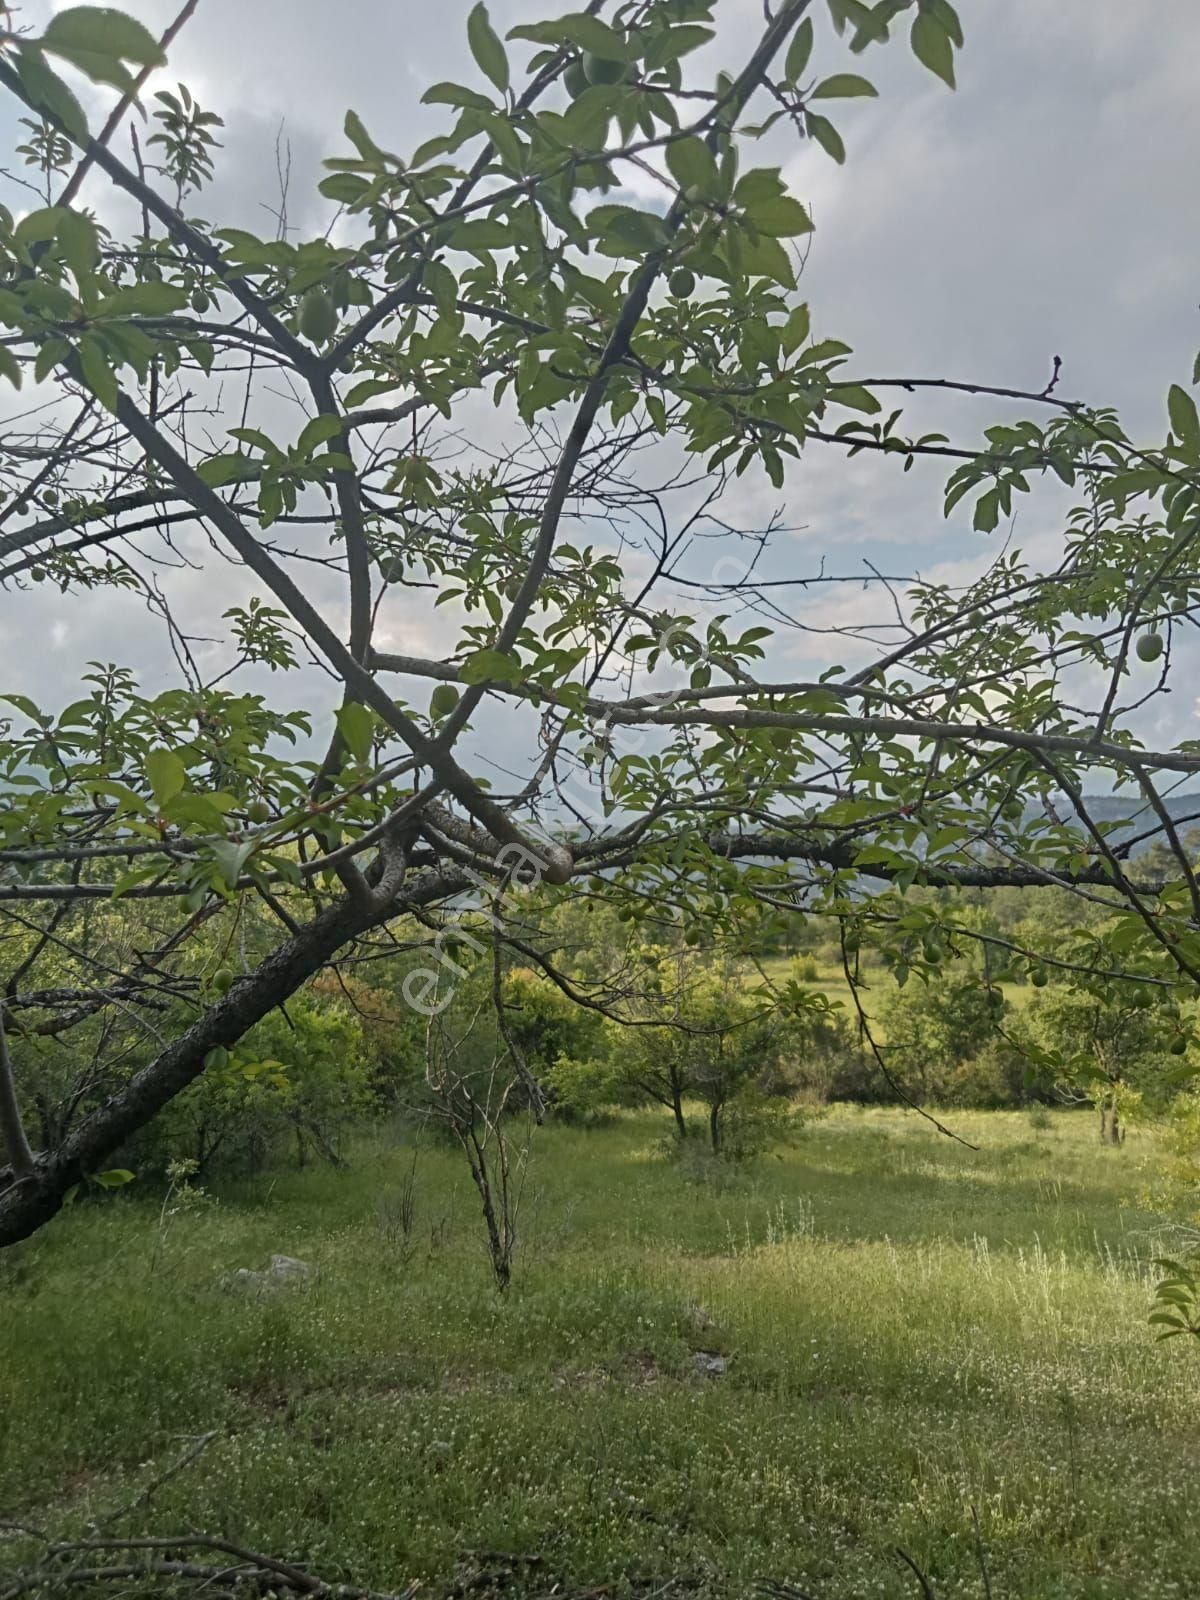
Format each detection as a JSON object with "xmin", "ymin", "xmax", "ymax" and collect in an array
[{"xmin": 1, "ymin": 1108, "xmax": 1194, "ymax": 1599}]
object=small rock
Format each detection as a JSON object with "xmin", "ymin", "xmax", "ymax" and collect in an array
[
  {"xmin": 224, "ymin": 1255, "xmax": 315, "ymax": 1297},
  {"xmin": 692, "ymin": 1350, "xmax": 729, "ymax": 1377},
  {"xmin": 226, "ymin": 1267, "xmax": 272, "ymax": 1296},
  {"xmin": 269, "ymin": 1254, "xmax": 314, "ymax": 1280}
]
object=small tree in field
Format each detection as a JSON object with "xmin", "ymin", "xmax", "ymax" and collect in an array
[
  {"xmin": 580, "ymin": 950, "xmax": 807, "ymax": 1151},
  {"xmin": 879, "ymin": 968, "xmax": 1005, "ymax": 1103},
  {"xmin": 1023, "ymin": 986, "xmax": 1181, "ymax": 1146},
  {"xmin": 4, "ymin": 0, "xmax": 1200, "ymax": 1243}
]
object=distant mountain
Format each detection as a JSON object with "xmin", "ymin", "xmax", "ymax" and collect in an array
[{"xmin": 1077, "ymin": 793, "xmax": 1200, "ymax": 856}]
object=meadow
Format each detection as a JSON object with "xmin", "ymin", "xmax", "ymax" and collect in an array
[{"xmin": 1, "ymin": 1107, "xmax": 1195, "ymax": 1600}]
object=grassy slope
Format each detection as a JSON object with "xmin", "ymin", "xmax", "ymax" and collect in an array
[{"xmin": 0, "ymin": 1109, "xmax": 1193, "ymax": 1600}]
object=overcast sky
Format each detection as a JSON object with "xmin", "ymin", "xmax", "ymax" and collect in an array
[{"xmin": 2, "ymin": 0, "xmax": 1199, "ymax": 766}]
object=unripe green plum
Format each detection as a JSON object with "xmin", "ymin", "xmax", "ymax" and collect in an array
[{"xmin": 582, "ymin": 52, "xmax": 629, "ymax": 85}]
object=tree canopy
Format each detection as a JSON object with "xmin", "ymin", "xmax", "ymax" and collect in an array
[{"xmin": 2, "ymin": 0, "xmax": 1200, "ymax": 1245}]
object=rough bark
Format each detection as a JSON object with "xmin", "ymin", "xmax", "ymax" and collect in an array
[{"xmin": 0, "ymin": 1010, "xmax": 35, "ymax": 1177}]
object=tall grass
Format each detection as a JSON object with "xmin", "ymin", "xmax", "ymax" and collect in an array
[{"xmin": 1, "ymin": 1108, "xmax": 1193, "ymax": 1598}]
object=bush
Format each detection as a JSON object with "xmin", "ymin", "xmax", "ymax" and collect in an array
[
  {"xmin": 879, "ymin": 969, "xmax": 1006, "ymax": 1102},
  {"xmin": 940, "ymin": 1037, "xmax": 1029, "ymax": 1109},
  {"xmin": 123, "ymin": 989, "xmax": 374, "ymax": 1177}
]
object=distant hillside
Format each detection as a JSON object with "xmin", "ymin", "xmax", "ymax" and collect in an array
[{"xmin": 1078, "ymin": 793, "xmax": 1200, "ymax": 855}]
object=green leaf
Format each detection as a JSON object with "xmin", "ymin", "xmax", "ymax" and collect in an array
[
  {"xmin": 196, "ymin": 453, "xmax": 255, "ymax": 487},
  {"xmin": 14, "ymin": 46, "xmax": 89, "ymax": 142},
  {"xmin": 421, "ymin": 81, "xmax": 495, "ymax": 111},
  {"xmin": 56, "ymin": 208, "xmax": 99, "ymax": 279},
  {"xmin": 911, "ymin": 12, "xmax": 956, "ymax": 88},
  {"xmin": 643, "ymin": 25, "xmax": 713, "ymax": 70},
  {"xmin": 93, "ymin": 282, "xmax": 189, "ymax": 318},
  {"xmin": 735, "ymin": 232, "xmax": 795, "ymax": 288},
  {"xmin": 204, "ymin": 1046, "xmax": 230, "ymax": 1072},
  {"xmin": 1168, "ymin": 383, "xmax": 1200, "ymax": 458},
  {"xmin": 37, "ymin": 41, "xmax": 139, "ymax": 95},
  {"xmin": 210, "ymin": 837, "xmax": 254, "ymax": 889},
  {"xmin": 15, "ymin": 207, "xmax": 64, "ymax": 249},
  {"xmin": 810, "ymin": 73, "xmax": 877, "ymax": 99},
  {"xmin": 593, "ymin": 206, "xmax": 671, "ymax": 257},
  {"xmin": 467, "ymin": 2, "xmax": 509, "ymax": 95},
  {"xmin": 784, "ymin": 17, "xmax": 814, "ymax": 83},
  {"xmin": 161, "ymin": 793, "xmax": 231, "ymax": 833},
  {"xmin": 343, "ymin": 108, "xmax": 386, "ymax": 162},
  {"xmin": 335, "ymin": 700, "xmax": 374, "ymax": 761},
  {"xmin": 343, "ymin": 377, "xmax": 400, "ymax": 408},
  {"xmin": 34, "ymin": 339, "xmax": 68, "ymax": 384},
  {"xmin": 319, "ymin": 171, "xmax": 372, "ymax": 205},
  {"xmin": 973, "ymin": 486, "xmax": 1001, "ymax": 533},
  {"xmin": 665, "ymin": 136, "xmax": 721, "ymax": 199},
  {"xmin": 508, "ymin": 14, "xmax": 628, "ymax": 59},
  {"xmin": 745, "ymin": 195, "xmax": 813, "ymax": 237},
  {"xmin": 830, "ymin": 383, "xmax": 881, "ymax": 414},
  {"xmin": 797, "ymin": 337, "xmax": 853, "ymax": 366},
  {"xmin": 459, "ymin": 648, "xmax": 524, "ymax": 686},
  {"xmin": 42, "ymin": 7, "xmax": 165, "ymax": 66},
  {"xmin": 93, "ymin": 1167, "xmax": 136, "ymax": 1189},
  {"xmin": 295, "ymin": 414, "xmax": 345, "ymax": 456},
  {"xmin": 77, "ymin": 337, "xmax": 119, "ymax": 413},
  {"xmin": 0, "ymin": 346, "xmax": 22, "ymax": 391},
  {"xmin": 782, "ymin": 302, "xmax": 811, "ymax": 355},
  {"xmin": 227, "ymin": 427, "xmax": 276, "ymax": 454},
  {"xmin": 111, "ymin": 864, "xmax": 163, "ymax": 899},
  {"xmin": 929, "ymin": 0, "xmax": 964, "ymax": 48},
  {"xmin": 145, "ymin": 748, "xmax": 186, "ymax": 806},
  {"xmin": 805, "ymin": 112, "xmax": 846, "ymax": 163},
  {"xmin": 2, "ymin": 693, "xmax": 43, "ymax": 721}
]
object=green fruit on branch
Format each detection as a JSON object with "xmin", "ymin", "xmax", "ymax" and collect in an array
[
  {"xmin": 1136, "ymin": 631, "xmax": 1164, "ymax": 663},
  {"xmin": 246, "ymin": 799, "xmax": 271, "ymax": 824},
  {"xmin": 298, "ymin": 287, "xmax": 337, "ymax": 344},
  {"xmin": 430, "ymin": 684, "xmax": 460, "ymax": 721},
  {"xmin": 212, "ymin": 966, "xmax": 235, "ymax": 995},
  {"xmin": 668, "ymin": 267, "xmax": 696, "ymax": 297},
  {"xmin": 582, "ymin": 52, "xmax": 629, "ymax": 85}
]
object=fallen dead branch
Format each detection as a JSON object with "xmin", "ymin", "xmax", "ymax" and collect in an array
[{"xmin": 0, "ymin": 1533, "xmax": 420, "ymax": 1600}]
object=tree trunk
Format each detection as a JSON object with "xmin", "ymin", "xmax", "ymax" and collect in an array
[
  {"xmin": 0, "ymin": 1011, "xmax": 35, "ymax": 1178},
  {"xmin": 671, "ymin": 1086, "xmax": 688, "ymax": 1141},
  {"xmin": 709, "ymin": 1101, "xmax": 721, "ymax": 1153}
]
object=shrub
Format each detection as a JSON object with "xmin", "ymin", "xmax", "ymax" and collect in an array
[
  {"xmin": 879, "ymin": 969, "xmax": 1006, "ymax": 1102},
  {"xmin": 124, "ymin": 989, "xmax": 374, "ymax": 1177}
]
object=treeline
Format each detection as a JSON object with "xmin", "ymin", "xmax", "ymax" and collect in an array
[{"xmin": 8, "ymin": 873, "xmax": 1200, "ymax": 1193}]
